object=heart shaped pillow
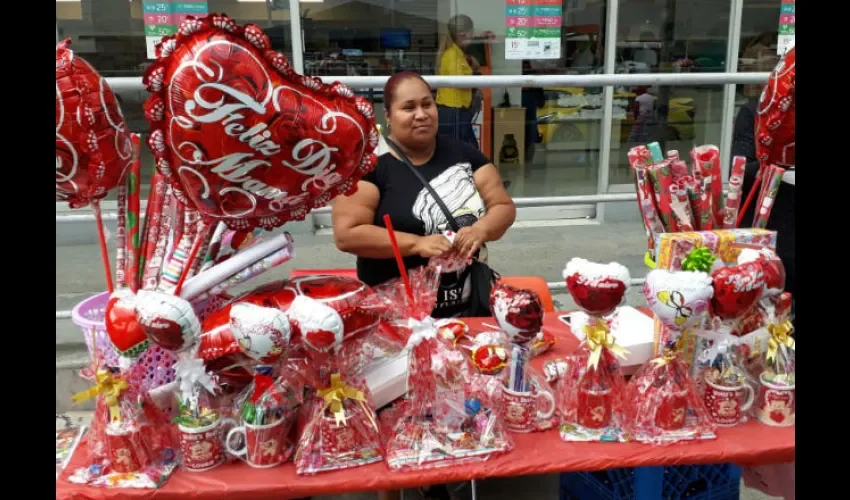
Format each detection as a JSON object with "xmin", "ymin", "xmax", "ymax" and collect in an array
[
  {"xmin": 143, "ymin": 14, "xmax": 379, "ymax": 231},
  {"xmin": 56, "ymin": 39, "xmax": 134, "ymax": 208}
]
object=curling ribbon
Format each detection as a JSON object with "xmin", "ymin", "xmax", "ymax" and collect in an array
[
  {"xmin": 71, "ymin": 368, "xmax": 128, "ymax": 422},
  {"xmin": 681, "ymin": 248, "xmax": 716, "ymax": 273},
  {"xmin": 651, "ymin": 336, "xmax": 688, "ymax": 367},
  {"xmin": 318, "ymin": 373, "xmax": 370, "ymax": 427},
  {"xmin": 584, "ymin": 320, "xmax": 629, "ymax": 370},
  {"xmin": 766, "ymin": 320, "xmax": 795, "ymax": 363}
]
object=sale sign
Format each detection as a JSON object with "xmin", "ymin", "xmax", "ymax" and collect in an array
[
  {"xmin": 505, "ymin": 0, "xmax": 562, "ymax": 60},
  {"xmin": 143, "ymin": 1, "xmax": 209, "ymax": 59}
]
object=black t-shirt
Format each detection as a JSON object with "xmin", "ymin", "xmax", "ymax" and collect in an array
[{"xmin": 357, "ymin": 136, "xmax": 490, "ymax": 318}]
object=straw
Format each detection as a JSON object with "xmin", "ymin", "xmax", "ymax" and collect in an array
[
  {"xmin": 125, "ymin": 133, "xmax": 142, "ymax": 292},
  {"xmin": 115, "ymin": 183, "xmax": 127, "ymax": 289},
  {"xmin": 383, "ymin": 214, "xmax": 413, "ymax": 302}
]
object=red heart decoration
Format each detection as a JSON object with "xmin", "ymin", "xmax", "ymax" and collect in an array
[
  {"xmin": 143, "ymin": 14, "xmax": 378, "ymax": 231},
  {"xmin": 490, "ymin": 283, "xmax": 544, "ymax": 344},
  {"xmin": 56, "ymin": 39, "xmax": 134, "ymax": 208},
  {"xmin": 104, "ymin": 294, "xmax": 149, "ymax": 358},
  {"xmin": 710, "ymin": 262, "xmax": 765, "ymax": 321},
  {"xmin": 755, "ymin": 46, "xmax": 794, "ymax": 169}
]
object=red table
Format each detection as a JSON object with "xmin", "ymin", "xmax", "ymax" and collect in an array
[{"xmin": 57, "ymin": 313, "xmax": 795, "ymax": 500}]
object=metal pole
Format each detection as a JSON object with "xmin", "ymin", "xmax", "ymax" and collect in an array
[
  {"xmin": 103, "ymin": 72, "xmax": 770, "ymax": 93},
  {"xmin": 719, "ymin": 0, "xmax": 745, "ymax": 183},
  {"xmin": 288, "ymin": 0, "xmax": 305, "ymax": 74},
  {"xmin": 596, "ymin": 0, "xmax": 620, "ymax": 222}
]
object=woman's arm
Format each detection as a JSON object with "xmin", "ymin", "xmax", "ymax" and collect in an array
[
  {"xmin": 332, "ymin": 181, "xmax": 417, "ymax": 259},
  {"xmin": 332, "ymin": 181, "xmax": 452, "ymax": 259},
  {"xmin": 454, "ymin": 164, "xmax": 517, "ymax": 257}
]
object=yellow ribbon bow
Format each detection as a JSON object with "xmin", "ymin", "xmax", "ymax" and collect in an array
[
  {"xmin": 318, "ymin": 373, "xmax": 367, "ymax": 426},
  {"xmin": 71, "ymin": 368, "xmax": 128, "ymax": 422},
  {"xmin": 766, "ymin": 320, "xmax": 795, "ymax": 363},
  {"xmin": 651, "ymin": 336, "xmax": 687, "ymax": 367},
  {"xmin": 584, "ymin": 321, "xmax": 629, "ymax": 370}
]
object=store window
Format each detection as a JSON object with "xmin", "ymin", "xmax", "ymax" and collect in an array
[{"xmin": 607, "ymin": 0, "xmax": 730, "ymax": 185}]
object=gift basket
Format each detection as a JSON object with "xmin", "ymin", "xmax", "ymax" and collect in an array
[
  {"xmin": 556, "ymin": 258, "xmax": 631, "ymax": 442},
  {"xmin": 625, "ymin": 269, "xmax": 717, "ymax": 443},
  {"xmin": 357, "ymin": 218, "xmax": 512, "ymax": 470}
]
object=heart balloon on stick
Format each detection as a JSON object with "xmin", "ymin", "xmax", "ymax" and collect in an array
[
  {"xmin": 643, "ymin": 269, "xmax": 714, "ymax": 336},
  {"xmin": 143, "ymin": 13, "xmax": 379, "ymax": 235},
  {"xmin": 57, "ymin": 39, "xmax": 137, "ymax": 294},
  {"xmin": 756, "ymin": 45, "xmax": 795, "ymax": 170},
  {"xmin": 710, "ymin": 261, "xmax": 765, "ymax": 323}
]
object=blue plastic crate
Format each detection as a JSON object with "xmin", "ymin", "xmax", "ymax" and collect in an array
[{"xmin": 560, "ymin": 463, "xmax": 742, "ymax": 500}]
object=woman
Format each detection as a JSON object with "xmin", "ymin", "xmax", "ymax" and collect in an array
[
  {"xmin": 436, "ymin": 14, "xmax": 480, "ymax": 147},
  {"xmin": 333, "ymin": 71, "xmax": 516, "ymax": 320}
]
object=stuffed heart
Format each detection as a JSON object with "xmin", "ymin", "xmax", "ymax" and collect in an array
[
  {"xmin": 104, "ymin": 290, "xmax": 150, "ymax": 358},
  {"xmin": 644, "ymin": 270, "xmax": 713, "ymax": 332},
  {"xmin": 710, "ymin": 262, "xmax": 765, "ymax": 322},
  {"xmin": 56, "ymin": 39, "xmax": 134, "ymax": 208},
  {"xmin": 143, "ymin": 14, "xmax": 378, "ymax": 231},
  {"xmin": 135, "ymin": 290, "xmax": 201, "ymax": 352},
  {"xmin": 490, "ymin": 283, "xmax": 544, "ymax": 345},
  {"xmin": 755, "ymin": 45, "xmax": 794, "ymax": 169},
  {"xmin": 286, "ymin": 295, "xmax": 344, "ymax": 353},
  {"xmin": 563, "ymin": 258, "xmax": 630, "ymax": 317}
]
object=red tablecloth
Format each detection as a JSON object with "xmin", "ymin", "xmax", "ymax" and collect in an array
[{"xmin": 57, "ymin": 313, "xmax": 795, "ymax": 500}]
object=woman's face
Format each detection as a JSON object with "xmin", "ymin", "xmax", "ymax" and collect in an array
[
  {"xmin": 386, "ymin": 78, "xmax": 438, "ymax": 148},
  {"xmin": 455, "ymin": 29, "xmax": 473, "ymax": 49}
]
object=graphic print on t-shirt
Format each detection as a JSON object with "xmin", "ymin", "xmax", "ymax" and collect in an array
[{"xmin": 411, "ymin": 162, "xmax": 487, "ymax": 312}]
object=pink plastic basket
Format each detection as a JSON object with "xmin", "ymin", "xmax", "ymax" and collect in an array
[{"xmin": 71, "ymin": 291, "xmax": 177, "ymax": 393}]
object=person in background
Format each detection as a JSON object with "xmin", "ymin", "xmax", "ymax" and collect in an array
[
  {"xmin": 436, "ymin": 14, "xmax": 480, "ymax": 147},
  {"xmin": 332, "ymin": 71, "xmax": 515, "ymax": 500},
  {"xmin": 731, "ymin": 97, "xmax": 795, "ymax": 298}
]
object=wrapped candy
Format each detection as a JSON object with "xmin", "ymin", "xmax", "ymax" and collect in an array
[
  {"xmin": 68, "ymin": 366, "xmax": 179, "ymax": 488},
  {"xmin": 225, "ymin": 365, "xmax": 304, "ymax": 468},
  {"xmin": 754, "ymin": 293, "xmax": 795, "ymax": 427},
  {"xmin": 625, "ymin": 339, "xmax": 717, "ymax": 443},
  {"xmin": 557, "ymin": 259, "xmax": 631, "ymax": 442},
  {"xmin": 361, "ymin": 264, "xmax": 512, "ymax": 470}
]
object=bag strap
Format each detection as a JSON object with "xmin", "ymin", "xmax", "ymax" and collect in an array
[{"xmin": 385, "ymin": 137, "xmax": 461, "ymax": 233}]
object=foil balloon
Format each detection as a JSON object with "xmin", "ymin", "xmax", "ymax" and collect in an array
[
  {"xmin": 229, "ymin": 303, "xmax": 290, "ymax": 363},
  {"xmin": 755, "ymin": 45, "xmax": 795, "ymax": 168},
  {"xmin": 286, "ymin": 296, "xmax": 344, "ymax": 353},
  {"xmin": 710, "ymin": 262, "xmax": 765, "ymax": 322},
  {"xmin": 490, "ymin": 283, "xmax": 544, "ymax": 345},
  {"xmin": 56, "ymin": 39, "xmax": 135, "ymax": 208},
  {"xmin": 198, "ymin": 275, "xmax": 378, "ymax": 361},
  {"xmin": 643, "ymin": 270, "xmax": 713, "ymax": 332},
  {"xmin": 563, "ymin": 258, "xmax": 630, "ymax": 317},
  {"xmin": 738, "ymin": 248, "xmax": 785, "ymax": 297},
  {"xmin": 135, "ymin": 290, "xmax": 201, "ymax": 352},
  {"xmin": 104, "ymin": 289, "xmax": 150, "ymax": 358},
  {"xmin": 142, "ymin": 14, "xmax": 379, "ymax": 231}
]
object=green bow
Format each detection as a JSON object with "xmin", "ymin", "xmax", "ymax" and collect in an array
[{"xmin": 681, "ymin": 248, "xmax": 716, "ymax": 273}]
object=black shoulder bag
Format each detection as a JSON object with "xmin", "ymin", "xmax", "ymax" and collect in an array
[{"xmin": 384, "ymin": 138, "xmax": 500, "ymax": 317}]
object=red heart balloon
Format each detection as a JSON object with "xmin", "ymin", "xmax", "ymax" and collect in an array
[
  {"xmin": 564, "ymin": 259, "xmax": 630, "ymax": 317},
  {"xmin": 104, "ymin": 293, "xmax": 149, "ymax": 358},
  {"xmin": 755, "ymin": 46, "xmax": 794, "ymax": 169},
  {"xmin": 56, "ymin": 39, "xmax": 134, "ymax": 208},
  {"xmin": 489, "ymin": 283, "xmax": 544, "ymax": 344},
  {"xmin": 143, "ymin": 14, "xmax": 378, "ymax": 231},
  {"xmin": 710, "ymin": 262, "xmax": 765, "ymax": 321}
]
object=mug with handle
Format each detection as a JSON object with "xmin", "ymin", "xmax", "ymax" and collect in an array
[
  {"xmin": 500, "ymin": 386, "xmax": 556, "ymax": 433},
  {"xmin": 226, "ymin": 417, "xmax": 291, "ymax": 468}
]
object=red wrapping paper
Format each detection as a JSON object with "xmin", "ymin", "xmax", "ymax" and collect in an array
[{"xmin": 647, "ymin": 161, "xmax": 677, "ymax": 232}]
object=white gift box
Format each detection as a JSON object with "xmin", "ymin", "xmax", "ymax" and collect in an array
[
  {"xmin": 363, "ymin": 351, "xmax": 410, "ymax": 410},
  {"xmin": 562, "ymin": 306, "xmax": 655, "ymax": 372}
]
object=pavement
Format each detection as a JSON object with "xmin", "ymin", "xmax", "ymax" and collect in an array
[{"xmin": 55, "ymin": 221, "xmax": 785, "ymax": 499}]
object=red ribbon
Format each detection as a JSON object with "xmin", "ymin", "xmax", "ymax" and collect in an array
[{"xmin": 251, "ymin": 374, "xmax": 275, "ymax": 403}]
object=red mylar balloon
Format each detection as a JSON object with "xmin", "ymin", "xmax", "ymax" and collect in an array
[
  {"xmin": 490, "ymin": 283, "xmax": 544, "ymax": 345},
  {"xmin": 710, "ymin": 262, "xmax": 765, "ymax": 322},
  {"xmin": 143, "ymin": 14, "xmax": 379, "ymax": 231},
  {"xmin": 198, "ymin": 275, "xmax": 379, "ymax": 361},
  {"xmin": 56, "ymin": 39, "xmax": 134, "ymax": 208},
  {"xmin": 755, "ymin": 45, "xmax": 795, "ymax": 169}
]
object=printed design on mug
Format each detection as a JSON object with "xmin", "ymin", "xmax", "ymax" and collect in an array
[
  {"xmin": 114, "ymin": 448, "xmax": 134, "ymax": 467},
  {"xmin": 261, "ymin": 439, "xmax": 278, "ymax": 457},
  {"xmin": 762, "ymin": 390, "xmax": 793, "ymax": 424},
  {"xmin": 589, "ymin": 405, "xmax": 606, "ymax": 424},
  {"xmin": 506, "ymin": 402, "xmax": 529, "ymax": 424},
  {"xmin": 189, "ymin": 441, "xmax": 213, "ymax": 462},
  {"xmin": 334, "ymin": 426, "xmax": 356, "ymax": 452}
]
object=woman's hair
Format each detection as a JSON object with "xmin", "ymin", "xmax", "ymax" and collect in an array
[
  {"xmin": 383, "ymin": 71, "xmax": 431, "ymax": 111},
  {"xmin": 438, "ymin": 14, "xmax": 474, "ymax": 63}
]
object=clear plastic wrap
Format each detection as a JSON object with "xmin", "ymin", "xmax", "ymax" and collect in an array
[
  {"xmin": 557, "ymin": 259, "xmax": 631, "ymax": 442},
  {"xmin": 626, "ymin": 340, "xmax": 717, "ymax": 444},
  {"xmin": 360, "ymin": 263, "xmax": 513, "ymax": 471},
  {"xmin": 755, "ymin": 292, "xmax": 795, "ymax": 427},
  {"xmin": 225, "ymin": 364, "xmax": 305, "ymax": 468},
  {"xmin": 68, "ymin": 367, "xmax": 179, "ymax": 488}
]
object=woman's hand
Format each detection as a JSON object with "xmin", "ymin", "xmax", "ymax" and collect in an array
[
  {"xmin": 412, "ymin": 234, "xmax": 453, "ymax": 258},
  {"xmin": 454, "ymin": 225, "xmax": 487, "ymax": 258}
]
